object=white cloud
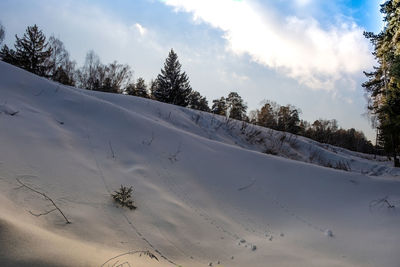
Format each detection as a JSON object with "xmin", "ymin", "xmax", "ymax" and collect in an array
[
  {"xmin": 218, "ymin": 69, "xmax": 250, "ymax": 84},
  {"xmin": 161, "ymin": 0, "xmax": 373, "ymax": 90},
  {"xmin": 232, "ymin": 72, "xmax": 250, "ymax": 82},
  {"xmin": 134, "ymin": 23, "xmax": 147, "ymax": 36}
]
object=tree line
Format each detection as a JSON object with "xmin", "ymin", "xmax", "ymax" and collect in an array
[{"xmin": 0, "ymin": 23, "xmax": 376, "ymax": 156}]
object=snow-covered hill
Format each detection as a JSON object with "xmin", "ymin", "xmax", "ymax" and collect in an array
[{"xmin": 0, "ymin": 61, "xmax": 399, "ymax": 267}]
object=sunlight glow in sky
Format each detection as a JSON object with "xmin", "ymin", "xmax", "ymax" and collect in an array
[{"xmin": 162, "ymin": 0, "xmax": 373, "ymax": 90}]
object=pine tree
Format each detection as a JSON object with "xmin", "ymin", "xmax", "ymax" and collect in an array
[
  {"xmin": 0, "ymin": 45, "xmax": 17, "ymax": 64},
  {"xmin": 226, "ymin": 92, "xmax": 247, "ymax": 121},
  {"xmin": 111, "ymin": 185, "xmax": 136, "ymax": 210},
  {"xmin": 52, "ymin": 65, "xmax": 75, "ymax": 86},
  {"xmin": 135, "ymin": 77, "xmax": 149, "ymax": 98},
  {"xmin": 363, "ymin": 0, "xmax": 400, "ymax": 166},
  {"xmin": 14, "ymin": 25, "xmax": 52, "ymax": 76},
  {"xmin": 153, "ymin": 49, "xmax": 192, "ymax": 106},
  {"xmin": 287, "ymin": 108, "xmax": 301, "ymax": 134},
  {"xmin": 211, "ymin": 97, "xmax": 227, "ymax": 116},
  {"xmin": 276, "ymin": 105, "xmax": 300, "ymax": 133},
  {"xmin": 149, "ymin": 79, "xmax": 158, "ymax": 100},
  {"xmin": 126, "ymin": 77, "xmax": 148, "ymax": 98},
  {"xmin": 188, "ymin": 90, "xmax": 210, "ymax": 112}
]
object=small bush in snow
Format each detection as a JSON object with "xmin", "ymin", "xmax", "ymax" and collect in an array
[{"xmin": 111, "ymin": 185, "xmax": 137, "ymax": 210}]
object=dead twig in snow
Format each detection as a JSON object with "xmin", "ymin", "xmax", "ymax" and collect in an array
[
  {"xmin": 101, "ymin": 250, "xmax": 158, "ymax": 267},
  {"xmin": 109, "ymin": 140, "xmax": 115, "ymax": 159},
  {"xmin": 34, "ymin": 88, "xmax": 44, "ymax": 96},
  {"xmin": 16, "ymin": 178, "xmax": 71, "ymax": 224},
  {"xmin": 237, "ymin": 179, "xmax": 256, "ymax": 191},
  {"xmin": 369, "ymin": 196, "xmax": 395, "ymax": 210},
  {"xmin": 29, "ymin": 208, "xmax": 57, "ymax": 217},
  {"xmin": 5, "ymin": 110, "xmax": 19, "ymax": 116},
  {"xmin": 142, "ymin": 132, "xmax": 154, "ymax": 146},
  {"xmin": 168, "ymin": 143, "xmax": 181, "ymax": 163}
]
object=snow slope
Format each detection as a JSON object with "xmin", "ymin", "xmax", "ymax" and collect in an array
[{"xmin": 0, "ymin": 61, "xmax": 400, "ymax": 267}]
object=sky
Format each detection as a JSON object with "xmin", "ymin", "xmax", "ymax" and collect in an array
[{"xmin": 0, "ymin": 0, "xmax": 384, "ymax": 141}]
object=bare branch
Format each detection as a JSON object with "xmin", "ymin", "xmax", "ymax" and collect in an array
[
  {"xmin": 101, "ymin": 250, "xmax": 158, "ymax": 267},
  {"xmin": 29, "ymin": 208, "xmax": 57, "ymax": 217},
  {"xmin": 16, "ymin": 178, "xmax": 71, "ymax": 224},
  {"xmin": 142, "ymin": 132, "xmax": 154, "ymax": 146},
  {"xmin": 369, "ymin": 196, "xmax": 395, "ymax": 209},
  {"xmin": 116, "ymin": 262, "xmax": 131, "ymax": 267},
  {"xmin": 109, "ymin": 140, "xmax": 115, "ymax": 159},
  {"xmin": 237, "ymin": 179, "xmax": 256, "ymax": 191},
  {"xmin": 34, "ymin": 89, "xmax": 44, "ymax": 96},
  {"xmin": 4, "ymin": 110, "xmax": 19, "ymax": 116},
  {"xmin": 168, "ymin": 143, "xmax": 181, "ymax": 163}
]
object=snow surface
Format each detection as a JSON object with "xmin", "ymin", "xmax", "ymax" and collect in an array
[{"xmin": 0, "ymin": 61, "xmax": 400, "ymax": 266}]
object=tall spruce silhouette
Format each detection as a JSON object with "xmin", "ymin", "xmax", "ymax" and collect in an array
[
  {"xmin": 153, "ymin": 49, "xmax": 192, "ymax": 106},
  {"xmin": 14, "ymin": 25, "xmax": 52, "ymax": 76}
]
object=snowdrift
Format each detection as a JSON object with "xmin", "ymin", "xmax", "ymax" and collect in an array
[{"xmin": 0, "ymin": 61, "xmax": 400, "ymax": 267}]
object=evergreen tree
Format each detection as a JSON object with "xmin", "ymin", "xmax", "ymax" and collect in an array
[
  {"xmin": 363, "ymin": 0, "xmax": 400, "ymax": 166},
  {"xmin": 13, "ymin": 25, "xmax": 52, "ymax": 76},
  {"xmin": 154, "ymin": 49, "xmax": 192, "ymax": 106},
  {"xmin": 277, "ymin": 106, "xmax": 290, "ymax": 131},
  {"xmin": 125, "ymin": 83, "xmax": 135, "ymax": 96},
  {"xmin": 226, "ymin": 92, "xmax": 247, "ymax": 121},
  {"xmin": 188, "ymin": 90, "xmax": 210, "ymax": 112},
  {"xmin": 211, "ymin": 97, "xmax": 227, "ymax": 116},
  {"xmin": 277, "ymin": 105, "xmax": 301, "ymax": 134},
  {"xmin": 53, "ymin": 65, "xmax": 75, "ymax": 86},
  {"xmin": 135, "ymin": 77, "xmax": 148, "ymax": 98},
  {"xmin": 0, "ymin": 45, "xmax": 17, "ymax": 64},
  {"xmin": 149, "ymin": 79, "xmax": 158, "ymax": 100},
  {"xmin": 287, "ymin": 108, "xmax": 300, "ymax": 134},
  {"xmin": 126, "ymin": 77, "xmax": 148, "ymax": 98}
]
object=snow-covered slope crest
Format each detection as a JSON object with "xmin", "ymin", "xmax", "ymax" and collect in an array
[{"xmin": 0, "ymin": 61, "xmax": 400, "ymax": 267}]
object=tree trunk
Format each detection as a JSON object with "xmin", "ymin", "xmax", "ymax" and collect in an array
[{"xmin": 392, "ymin": 133, "xmax": 400, "ymax": 167}]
